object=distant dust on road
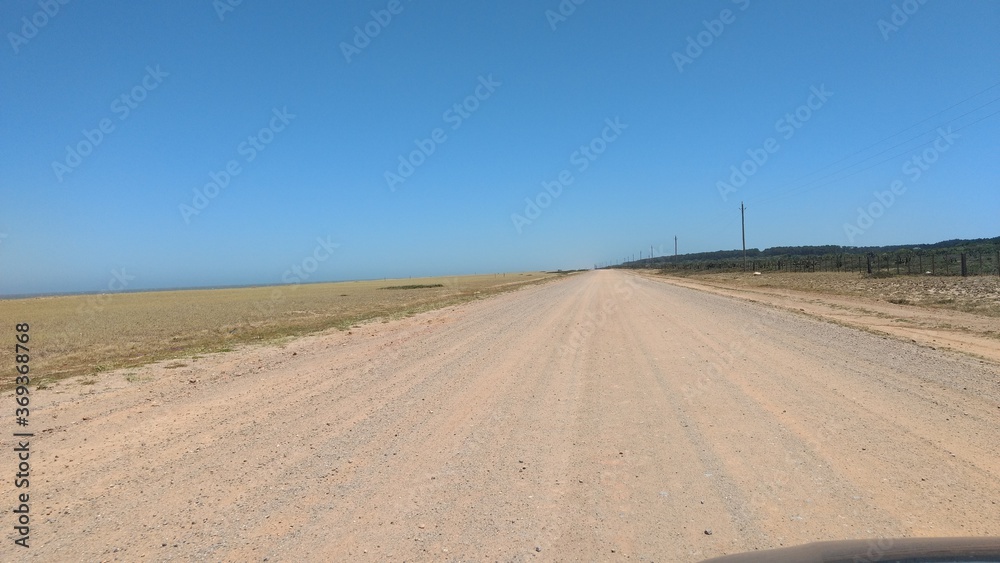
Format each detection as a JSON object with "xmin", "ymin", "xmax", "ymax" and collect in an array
[{"xmin": 9, "ymin": 270, "xmax": 1000, "ymax": 561}]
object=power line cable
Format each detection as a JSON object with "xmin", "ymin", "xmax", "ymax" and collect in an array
[
  {"xmin": 752, "ymin": 107, "xmax": 1000, "ymax": 206},
  {"xmin": 750, "ymin": 94, "xmax": 1000, "ymax": 204},
  {"xmin": 760, "ymin": 79, "xmax": 1000, "ymax": 192}
]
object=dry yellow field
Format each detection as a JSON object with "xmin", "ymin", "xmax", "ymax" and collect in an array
[{"xmin": 0, "ymin": 272, "xmax": 563, "ymax": 385}]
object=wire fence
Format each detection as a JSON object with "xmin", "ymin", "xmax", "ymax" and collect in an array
[{"xmin": 645, "ymin": 249, "xmax": 1000, "ymax": 277}]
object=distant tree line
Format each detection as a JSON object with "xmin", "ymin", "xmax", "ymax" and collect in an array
[{"xmin": 606, "ymin": 236, "xmax": 1000, "ymax": 277}]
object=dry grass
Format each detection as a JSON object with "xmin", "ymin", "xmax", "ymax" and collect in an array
[
  {"xmin": 0, "ymin": 272, "xmax": 560, "ymax": 385},
  {"xmin": 671, "ymin": 271, "xmax": 1000, "ymax": 317}
]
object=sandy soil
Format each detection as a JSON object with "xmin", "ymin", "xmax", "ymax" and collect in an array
[
  {"xmin": 0, "ymin": 272, "xmax": 557, "ymax": 383},
  {"xmin": 5, "ymin": 270, "xmax": 1000, "ymax": 561},
  {"xmin": 676, "ymin": 271, "xmax": 1000, "ymax": 317},
  {"xmin": 652, "ymin": 272, "xmax": 1000, "ymax": 364}
]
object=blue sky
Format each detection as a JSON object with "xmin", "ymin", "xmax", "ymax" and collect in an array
[{"xmin": 1, "ymin": 0, "xmax": 998, "ymax": 294}]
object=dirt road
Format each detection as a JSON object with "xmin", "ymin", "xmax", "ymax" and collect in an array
[
  {"xmin": 8, "ymin": 270, "xmax": 1000, "ymax": 561},
  {"xmin": 648, "ymin": 272, "xmax": 1000, "ymax": 364}
]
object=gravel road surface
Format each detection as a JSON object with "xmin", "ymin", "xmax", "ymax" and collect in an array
[{"xmin": 9, "ymin": 270, "xmax": 1000, "ymax": 561}]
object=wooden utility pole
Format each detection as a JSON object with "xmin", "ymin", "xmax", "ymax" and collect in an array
[{"xmin": 740, "ymin": 202, "xmax": 747, "ymax": 271}]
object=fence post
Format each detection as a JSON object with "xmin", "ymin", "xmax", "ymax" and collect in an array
[{"xmin": 961, "ymin": 253, "xmax": 968, "ymax": 277}]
